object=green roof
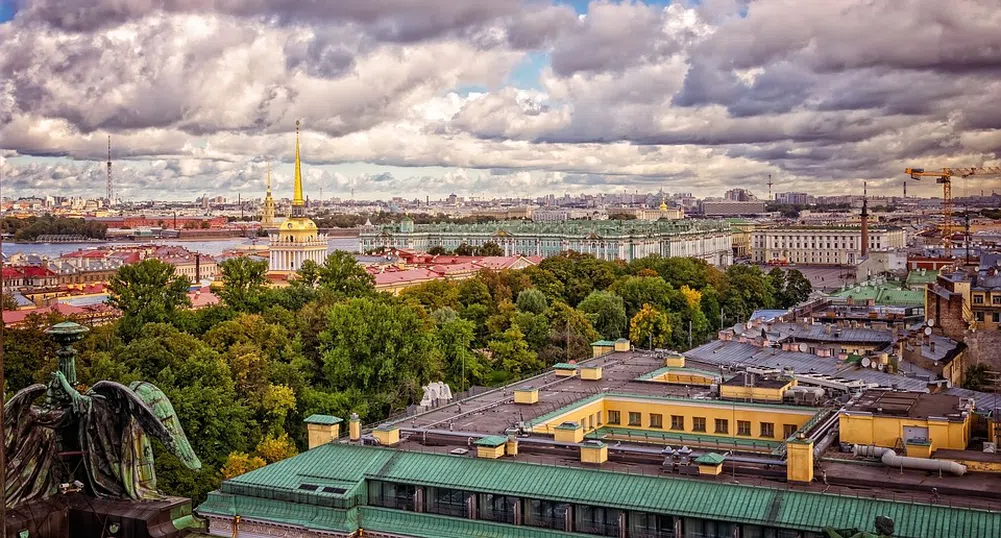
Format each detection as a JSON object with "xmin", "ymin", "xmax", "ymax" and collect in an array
[
  {"xmin": 695, "ymin": 453, "xmax": 726, "ymax": 465},
  {"xmin": 200, "ymin": 444, "xmax": 1001, "ymax": 538},
  {"xmin": 591, "ymin": 340, "xmax": 616, "ymax": 347},
  {"xmin": 305, "ymin": 414, "xmax": 344, "ymax": 425},
  {"xmin": 905, "ymin": 270, "xmax": 939, "ymax": 286},
  {"xmin": 831, "ymin": 284, "xmax": 924, "ymax": 306},
  {"xmin": 552, "ymin": 363, "xmax": 578, "ymax": 370},
  {"xmin": 514, "ymin": 386, "xmax": 537, "ymax": 392},
  {"xmin": 475, "ymin": 436, "xmax": 508, "ymax": 447}
]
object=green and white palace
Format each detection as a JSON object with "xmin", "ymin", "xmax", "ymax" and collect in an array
[{"xmin": 359, "ymin": 219, "xmax": 734, "ymax": 266}]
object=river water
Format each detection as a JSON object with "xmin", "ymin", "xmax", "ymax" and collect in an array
[{"xmin": 1, "ymin": 237, "xmax": 359, "ymax": 258}]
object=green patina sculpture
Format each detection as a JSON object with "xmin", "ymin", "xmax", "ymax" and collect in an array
[
  {"xmin": 3, "ymin": 321, "xmax": 201, "ymax": 508},
  {"xmin": 825, "ymin": 515, "xmax": 895, "ymax": 538}
]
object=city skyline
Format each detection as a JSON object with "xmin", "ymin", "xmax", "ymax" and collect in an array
[{"xmin": 2, "ymin": 1, "xmax": 1000, "ymax": 201}]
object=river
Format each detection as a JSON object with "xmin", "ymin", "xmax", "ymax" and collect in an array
[{"xmin": 1, "ymin": 237, "xmax": 359, "ymax": 258}]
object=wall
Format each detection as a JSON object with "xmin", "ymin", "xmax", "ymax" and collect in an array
[
  {"xmin": 839, "ymin": 412, "xmax": 971, "ymax": 453},
  {"xmin": 530, "ymin": 395, "xmax": 819, "ymax": 443}
]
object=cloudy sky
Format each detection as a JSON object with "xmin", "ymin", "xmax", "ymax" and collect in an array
[{"xmin": 1, "ymin": 0, "xmax": 1000, "ymax": 202}]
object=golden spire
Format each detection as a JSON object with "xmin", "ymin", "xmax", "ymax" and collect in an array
[
  {"xmin": 292, "ymin": 120, "xmax": 304, "ymax": 208},
  {"xmin": 659, "ymin": 192, "xmax": 668, "ymax": 211}
]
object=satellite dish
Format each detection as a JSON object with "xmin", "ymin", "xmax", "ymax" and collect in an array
[
  {"xmin": 927, "ymin": 319, "xmax": 935, "ymax": 327},
  {"xmin": 746, "ymin": 321, "xmax": 753, "ymax": 329},
  {"xmin": 733, "ymin": 323, "xmax": 743, "ymax": 332},
  {"xmin": 877, "ymin": 363, "xmax": 885, "ymax": 371},
  {"xmin": 861, "ymin": 357, "xmax": 871, "ymax": 368},
  {"xmin": 798, "ymin": 343, "xmax": 808, "ymax": 352},
  {"xmin": 871, "ymin": 361, "xmax": 878, "ymax": 369},
  {"xmin": 924, "ymin": 327, "xmax": 932, "ymax": 336}
]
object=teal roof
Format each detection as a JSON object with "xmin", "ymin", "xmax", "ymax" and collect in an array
[
  {"xmin": 475, "ymin": 436, "xmax": 508, "ymax": 447},
  {"xmin": 305, "ymin": 414, "xmax": 344, "ymax": 425},
  {"xmin": 695, "ymin": 453, "xmax": 726, "ymax": 465},
  {"xmin": 591, "ymin": 340, "xmax": 616, "ymax": 347},
  {"xmin": 905, "ymin": 270, "xmax": 939, "ymax": 286},
  {"xmin": 200, "ymin": 444, "xmax": 1001, "ymax": 538},
  {"xmin": 552, "ymin": 363, "xmax": 578, "ymax": 370},
  {"xmin": 831, "ymin": 284, "xmax": 924, "ymax": 306}
]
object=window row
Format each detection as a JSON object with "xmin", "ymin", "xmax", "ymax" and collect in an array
[
  {"xmin": 604, "ymin": 413, "xmax": 798, "ymax": 438},
  {"xmin": 367, "ymin": 481, "xmax": 827, "ymax": 538}
]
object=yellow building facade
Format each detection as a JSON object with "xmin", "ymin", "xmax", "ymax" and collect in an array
[
  {"xmin": 839, "ymin": 412, "xmax": 972, "ymax": 453},
  {"xmin": 527, "ymin": 394, "xmax": 819, "ymax": 445}
]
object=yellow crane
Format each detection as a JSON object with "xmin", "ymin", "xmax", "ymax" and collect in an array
[{"xmin": 905, "ymin": 167, "xmax": 1001, "ymax": 248}]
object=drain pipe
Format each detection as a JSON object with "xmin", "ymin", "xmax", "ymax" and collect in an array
[{"xmin": 852, "ymin": 445, "xmax": 966, "ymax": 476}]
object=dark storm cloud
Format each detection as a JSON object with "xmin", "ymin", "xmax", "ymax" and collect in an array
[{"xmin": 17, "ymin": 0, "xmax": 522, "ymax": 40}]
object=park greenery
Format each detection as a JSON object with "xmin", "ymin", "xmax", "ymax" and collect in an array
[
  {"xmin": 2, "ymin": 251, "xmax": 811, "ymax": 502},
  {"xmin": 1, "ymin": 215, "xmax": 108, "ymax": 241}
]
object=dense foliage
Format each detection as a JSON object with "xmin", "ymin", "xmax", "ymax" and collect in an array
[
  {"xmin": 1, "ymin": 215, "xmax": 108, "ymax": 241},
  {"xmin": 2, "ymin": 250, "xmax": 810, "ymax": 503}
]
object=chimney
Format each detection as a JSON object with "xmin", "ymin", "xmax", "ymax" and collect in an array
[
  {"xmin": 195, "ymin": 253, "xmax": 201, "ymax": 282},
  {"xmin": 929, "ymin": 341, "xmax": 936, "ymax": 353}
]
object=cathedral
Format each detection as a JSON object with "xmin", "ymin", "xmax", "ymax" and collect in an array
[
  {"xmin": 268, "ymin": 121, "xmax": 328, "ymax": 274},
  {"xmin": 260, "ymin": 161, "xmax": 276, "ymax": 229}
]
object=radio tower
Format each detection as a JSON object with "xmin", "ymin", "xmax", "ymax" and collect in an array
[
  {"xmin": 767, "ymin": 174, "xmax": 773, "ymax": 200},
  {"xmin": 106, "ymin": 135, "xmax": 114, "ymax": 206}
]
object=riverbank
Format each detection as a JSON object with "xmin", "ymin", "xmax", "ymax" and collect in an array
[{"xmin": 2, "ymin": 237, "xmax": 359, "ymax": 258}]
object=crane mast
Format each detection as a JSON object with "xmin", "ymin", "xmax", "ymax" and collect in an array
[{"xmin": 905, "ymin": 167, "xmax": 1001, "ymax": 249}]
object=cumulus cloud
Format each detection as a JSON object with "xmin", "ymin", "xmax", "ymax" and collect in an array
[{"xmin": 2, "ymin": 0, "xmax": 1000, "ymax": 199}]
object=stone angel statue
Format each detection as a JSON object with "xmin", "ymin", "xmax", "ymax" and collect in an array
[{"xmin": 3, "ymin": 322, "xmax": 201, "ymax": 508}]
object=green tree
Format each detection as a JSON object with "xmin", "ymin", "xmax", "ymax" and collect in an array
[
  {"xmin": 316, "ymin": 251, "xmax": 375, "ymax": 297},
  {"xmin": 1, "ymin": 291, "xmax": 19, "ymax": 311},
  {"xmin": 295, "ymin": 259, "xmax": 322, "ymax": 288},
  {"xmin": 515, "ymin": 288, "xmax": 548, "ymax": 314},
  {"xmin": 457, "ymin": 278, "xmax": 492, "ymax": 308},
  {"xmin": 454, "ymin": 243, "xmax": 475, "ymax": 256},
  {"xmin": 1, "ymin": 315, "xmax": 60, "ymax": 392},
  {"xmin": 476, "ymin": 241, "xmax": 504, "ymax": 256},
  {"xmin": 218, "ymin": 257, "xmax": 269, "ymax": 310},
  {"xmin": 107, "ymin": 259, "xmax": 191, "ymax": 341},
  {"xmin": 401, "ymin": 279, "xmax": 460, "ymax": 313},
  {"xmin": 783, "ymin": 269, "xmax": 813, "ymax": 307},
  {"xmin": 427, "ymin": 245, "xmax": 449, "ymax": 255},
  {"xmin": 577, "ymin": 291, "xmax": 627, "ymax": 340},
  {"xmin": 432, "ymin": 308, "xmax": 485, "ymax": 391},
  {"xmin": 319, "ymin": 298, "xmax": 443, "ymax": 417},
  {"xmin": 540, "ymin": 301, "xmax": 600, "ymax": 363},
  {"xmin": 611, "ymin": 275, "xmax": 675, "ymax": 318},
  {"xmin": 488, "ymin": 326, "xmax": 541, "ymax": 376},
  {"xmin": 629, "ymin": 304, "xmax": 672, "ymax": 350},
  {"xmin": 522, "ymin": 265, "xmax": 566, "ymax": 302},
  {"xmin": 963, "ymin": 364, "xmax": 991, "ymax": 391}
]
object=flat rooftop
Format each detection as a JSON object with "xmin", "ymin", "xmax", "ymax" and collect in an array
[
  {"xmin": 848, "ymin": 391, "xmax": 968, "ymax": 419},
  {"xmin": 398, "ymin": 351, "xmax": 713, "ymax": 435}
]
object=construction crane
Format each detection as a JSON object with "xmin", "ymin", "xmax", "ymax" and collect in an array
[{"xmin": 905, "ymin": 167, "xmax": 1001, "ymax": 248}]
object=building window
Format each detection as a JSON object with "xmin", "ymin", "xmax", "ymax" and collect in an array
[
  {"xmin": 575, "ymin": 505, "xmax": 620, "ymax": 537},
  {"xmin": 760, "ymin": 422, "xmax": 775, "ymax": 438},
  {"xmin": 737, "ymin": 421, "xmax": 752, "ymax": 436},
  {"xmin": 368, "ymin": 481, "xmax": 416, "ymax": 511},
  {"xmin": 692, "ymin": 417, "xmax": 707, "ymax": 432},
  {"xmin": 479, "ymin": 493, "xmax": 517, "ymax": 524},
  {"xmin": 426, "ymin": 487, "xmax": 469, "ymax": 518},
  {"xmin": 783, "ymin": 424, "xmax": 798, "ymax": 439},
  {"xmin": 524, "ymin": 499, "xmax": 570, "ymax": 531},
  {"xmin": 628, "ymin": 512, "xmax": 672, "ymax": 538},
  {"xmin": 973, "ymin": 294, "xmax": 985, "ymax": 304},
  {"xmin": 608, "ymin": 410, "xmax": 620, "ymax": 425},
  {"xmin": 628, "ymin": 412, "xmax": 642, "ymax": 427},
  {"xmin": 994, "ymin": 312, "xmax": 1001, "ymax": 323},
  {"xmin": 670, "ymin": 415, "xmax": 684, "ymax": 431},
  {"xmin": 715, "ymin": 419, "xmax": 728, "ymax": 434},
  {"xmin": 993, "ymin": 295, "xmax": 1001, "ymax": 305},
  {"xmin": 649, "ymin": 413, "xmax": 663, "ymax": 429},
  {"xmin": 975, "ymin": 311, "xmax": 985, "ymax": 322}
]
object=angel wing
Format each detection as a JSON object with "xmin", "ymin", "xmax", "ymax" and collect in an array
[
  {"xmin": 129, "ymin": 381, "xmax": 201, "ymax": 470},
  {"xmin": 88, "ymin": 381, "xmax": 176, "ymax": 453},
  {"xmin": 3, "ymin": 383, "xmax": 47, "ymax": 425}
]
